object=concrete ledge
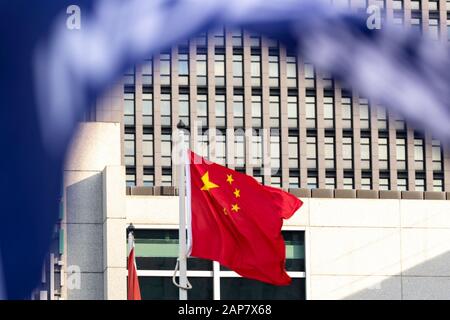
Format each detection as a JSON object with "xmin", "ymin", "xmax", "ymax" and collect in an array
[
  {"xmin": 379, "ymin": 190, "xmax": 401, "ymax": 199},
  {"xmin": 311, "ymin": 189, "xmax": 334, "ymax": 198},
  {"xmin": 424, "ymin": 191, "xmax": 446, "ymax": 200},
  {"xmin": 356, "ymin": 190, "xmax": 379, "ymax": 199},
  {"xmin": 402, "ymin": 191, "xmax": 424, "ymax": 200},
  {"xmin": 334, "ymin": 189, "xmax": 356, "ymax": 198},
  {"xmin": 288, "ymin": 188, "xmax": 311, "ymax": 198},
  {"xmin": 161, "ymin": 186, "xmax": 177, "ymax": 196},
  {"xmin": 130, "ymin": 186, "xmax": 154, "ymax": 196}
]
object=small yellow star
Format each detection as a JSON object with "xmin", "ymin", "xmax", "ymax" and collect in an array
[
  {"xmin": 231, "ymin": 203, "xmax": 240, "ymax": 212},
  {"xmin": 233, "ymin": 188, "xmax": 241, "ymax": 198},
  {"xmin": 226, "ymin": 174, "xmax": 234, "ymax": 185}
]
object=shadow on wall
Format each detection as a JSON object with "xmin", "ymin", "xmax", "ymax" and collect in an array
[
  {"xmin": 344, "ymin": 250, "xmax": 450, "ymax": 300},
  {"xmin": 65, "ymin": 172, "xmax": 105, "ymax": 300}
]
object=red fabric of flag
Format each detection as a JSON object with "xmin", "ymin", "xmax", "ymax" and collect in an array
[
  {"xmin": 189, "ymin": 151, "xmax": 303, "ymax": 285},
  {"xmin": 127, "ymin": 239, "xmax": 142, "ymax": 300}
]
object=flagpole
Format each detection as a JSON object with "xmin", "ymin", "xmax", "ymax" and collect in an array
[{"xmin": 177, "ymin": 120, "xmax": 188, "ymax": 300}]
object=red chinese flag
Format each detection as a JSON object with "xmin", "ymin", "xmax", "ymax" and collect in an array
[
  {"xmin": 189, "ymin": 151, "xmax": 303, "ymax": 285},
  {"xmin": 127, "ymin": 234, "xmax": 142, "ymax": 300}
]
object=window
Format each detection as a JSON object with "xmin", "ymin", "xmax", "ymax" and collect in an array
[
  {"xmin": 342, "ymin": 97, "xmax": 352, "ymax": 129},
  {"xmin": 447, "ymin": 0, "xmax": 450, "ymax": 11},
  {"xmin": 288, "ymin": 96, "xmax": 298, "ymax": 128},
  {"xmin": 179, "ymin": 94, "xmax": 190, "ymax": 127},
  {"xmin": 377, "ymin": 107, "xmax": 387, "ymax": 130},
  {"xmin": 289, "ymin": 176, "xmax": 300, "ymax": 188},
  {"xmin": 379, "ymin": 138, "xmax": 389, "ymax": 170},
  {"xmin": 215, "ymin": 54, "xmax": 225, "ymax": 86},
  {"xmin": 196, "ymin": 32, "xmax": 207, "ymax": 46},
  {"xmin": 361, "ymin": 177, "xmax": 372, "ymax": 190},
  {"xmin": 231, "ymin": 29, "xmax": 243, "ymax": 47},
  {"xmin": 305, "ymin": 96, "xmax": 316, "ymax": 128},
  {"xmin": 160, "ymin": 53, "xmax": 171, "ymax": 86},
  {"xmin": 270, "ymin": 132, "xmax": 281, "ymax": 170},
  {"xmin": 360, "ymin": 137, "xmax": 371, "ymax": 170},
  {"xmin": 286, "ymin": 56, "xmax": 297, "ymax": 87},
  {"xmin": 343, "ymin": 177, "xmax": 354, "ymax": 190},
  {"xmin": 433, "ymin": 179, "xmax": 443, "ymax": 191},
  {"xmin": 252, "ymin": 95, "xmax": 262, "ymax": 128},
  {"xmin": 219, "ymin": 231, "xmax": 306, "ymax": 300},
  {"xmin": 395, "ymin": 117, "xmax": 406, "ymax": 131},
  {"xmin": 411, "ymin": 18, "xmax": 422, "ymax": 34},
  {"xmin": 249, "ymin": 33, "xmax": 261, "ymax": 47},
  {"xmin": 271, "ymin": 176, "xmax": 281, "ymax": 188},
  {"xmin": 414, "ymin": 138, "xmax": 425, "ymax": 170},
  {"xmin": 124, "ymin": 93, "xmax": 135, "ymax": 125},
  {"xmin": 429, "ymin": 0, "xmax": 438, "ymax": 11},
  {"xmin": 196, "ymin": 94, "xmax": 208, "ymax": 128},
  {"xmin": 415, "ymin": 178, "xmax": 425, "ymax": 191},
  {"xmin": 447, "ymin": 20, "xmax": 450, "ymax": 41},
  {"xmin": 268, "ymin": 55, "xmax": 279, "ymax": 87},
  {"xmin": 234, "ymin": 132, "xmax": 245, "ymax": 168},
  {"xmin": 322, "ymin": 72, "xmax": 333, "ymax": 90},
  {"xmin": 233, "ymin": 55, "xmax": 243, "ymax": 86},
  {"xmin": 379, "ymin": 178, "xmax": 390, "ymax": 191},
  {"xmin": 392, "ymin": 0, "xmax": 403, "ymax": 10},
  {"xmin": 323, "ymin": 97, "xmax": 334, "ymax": 129},
  {"xmin": 124, "ymin": 67, "xmax": 135, "ymax": 86},
  {"xmin": 161, "ymin": 172, "xmax": 172, "ymax": 187},
  {"xmin": 161, "ymin": 134, "xmax": 172, "ymax": 167},
  {"xmin": 233, "ymin": 95, "xmax": 244, "ymax": 128},
  {"xmin": 143, "ymin": 173, "xmax": 154, "ymax": 187},
  {"xmin": 215, "ymin": 134, "xmax": 226, "ymax": 165},
  {"xmin": 143, "ymin": 133, "xmax": 154, "ymax": 166},
  {"xmin": 429, "ymin": 18, "xmax": 440, "ymax": 40},
  {"xmin": 397, "ymin": 178, "xmax": 408, "ymax": 191},
  {"xmin": 270, "ymin": 96, "xmax": 280, "ymax": 128},
  {"xmin": 252, "ymin": 131, "xmax": 263, "ymax": 166},
  {"xmin": 325, "ymin": 177, "xmax": 335, "ymax": 189},
  {"xmin": 359, "ymin": 98, "xmax": 370, "ymax": 129},
  {"xmin": 142, "ymin": 59, "xmax": 153, "ymax": 85},
  {"xmin": 198, "ymin": 133, "xmax": 209, "ymax": 158},
  {"xmin": 304, "ymin": 63, "xmax": 315, "ymax": 88},
  {"xmin": 410, "ymin": 0, "xmax": 420, "ymax": 10},
  {"xmin": 124, "ymin": 133, "xmax": 135, "ymax": 166},
  {"xmin": 178, "ymin": 53, "xmax": 189, "ymax": 86},
  {"xmin": 324, "ymin": 137, "xmax": 335, "ymax": 169},
  {"xmin": 197, "ymin": 54, "xmax": 207, "ymax": 86},
  {"xmin": 142, "ymin": 93, "xmax": 153, "ymax": 126},
  {"xmin": 213, "ymin": 28, "xmax": 225, "ymax": 46},
  {"xmin": 251, "ymin": 55, "xmax": 261, "ymax": 86},
  {"xmin": 343, "ymin": 137, "xmax": 353, "ymax": 169},
  {"xmin": 396, "ymin": 138, "xmax": 407, "ymax": 170},
  {"xmin": 306, "ymin": 136, "xmax": 317, "ymax": 169},
  {"xmin": 126, "ymin": 173, "xmax": 136, "ymax": 187},
  {"xmin": 215, "ymin": 95, "xmax": 226, "ymax": 128},
  {"xmin": 160, "ymin": 94, "xmax": 171, "ymax": 126},
  {"xmin": 432, "ymin": 139, "xmax": 443, "ymax": 171},
  {"xmin": 307, "ymin": 177, "xmax": 317, "ymax": 189},
  {"xmin": 288, "ymin": 136, "xmax": 299, "ymax": 168}
]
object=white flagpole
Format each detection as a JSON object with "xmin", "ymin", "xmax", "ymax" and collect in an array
[{"xmin": 177, "ymin": 121, "xmax": 188, "ymax": 300}]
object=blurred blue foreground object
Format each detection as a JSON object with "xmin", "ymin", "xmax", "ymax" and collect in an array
[{"xmin": 0, "ymin": 0, "xmax": 449, "ymax": 299}]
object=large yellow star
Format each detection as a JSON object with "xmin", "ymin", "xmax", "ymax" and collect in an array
[
  {"xmin": 200, "ymin": 172, "xmax": 219, "ymax": 191},
  {"xmin": 231, "ymin": 203, "xmax": 240, "ymax": 213},
  {"xmin": 233, "ymin": 188, "xmax": 241, "ymax": 198},
  {"xmin": 226, "ymin": 174, "xmax": 234, "ymax": 185}
]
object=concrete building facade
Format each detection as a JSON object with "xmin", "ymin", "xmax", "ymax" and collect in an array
[
  {"xmin": 54, "ymin": 122, "xmax": 450, "ymax": 300},
  {"xmin": 34, "ymin": 1, "xmax": 450, "ymax": 300}
]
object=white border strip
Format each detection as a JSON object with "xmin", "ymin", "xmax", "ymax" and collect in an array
[{"xmin": 0, "ymin": 251, "xmax": 5, "ymax": 300}]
